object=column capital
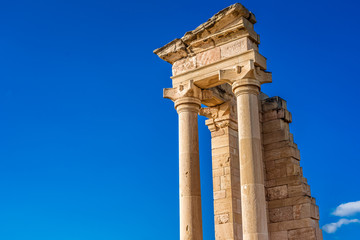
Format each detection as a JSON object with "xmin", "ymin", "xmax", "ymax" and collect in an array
[
  {"xmin": 164, "ymin": 80, "xmax": 212, "ymax": 112},
  {"xmin": 218, "ymin": 60, "xmax": 272, "ymax": 96},
  {"xmin": 200, "ymin": 102, "xmax": 238, "ymax": 131}
]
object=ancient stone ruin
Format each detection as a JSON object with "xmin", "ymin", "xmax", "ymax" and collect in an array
[{"xmin": 154, "ymin": 3, "xmax": 322, "ymax": 240}]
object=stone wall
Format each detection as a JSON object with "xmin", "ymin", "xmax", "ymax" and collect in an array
[{"xmin": 261, "ymin": 97, "xmax": 323, "ymax": 240}]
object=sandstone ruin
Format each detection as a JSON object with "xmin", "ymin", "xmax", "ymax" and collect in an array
[{"xmin": 154, "ymin": 3, "xmax": 322, "ymax": 240}]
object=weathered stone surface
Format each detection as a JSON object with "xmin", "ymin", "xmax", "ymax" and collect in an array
[
  {"xmin": 153, "ymin": 38, "xmax": 188, "ymax": 64},
  {"xmin": 270, "ymin": 231, "xmax": 288, "ymax": 240},
  {"xmin": 214, "ymin": 190, "xmax": 226, "ymax": 200},
  {"xmin": 220, "ymin": 38, "xmax": 253, "ymax": 59},
  {"xmin": 263, "ymin": 119, "xmax": 286, "ymax": 133},
  {"xmin": 288, "ymin": 184, "xmax": 311, "ymax": 197},
  {"xmin": 196, "ymin": 47, "xmax": 221, "ymax": 67},
  {"xmin": 266, "ymin": 165, "xmax": 287, "ymax": 180},
  {"xmin": 269, "ymin": 218, "xmax": 317, "ymax": 232},
  {"xmin": 262, "ymin": 109, "xmax": 292, "ymax": 123},
  {"xmin": 288, "ymin": 228, "xmax": 316, "ymax": 240},
  {"xmin": 172, "ymin": 56, "xmax": 196, "ymax": 76},
  {"xmin": 264, "ymin": 147, "xmax": 300, "ymax": 161},
  {"xmin": 217, "ymin": 213, "xmax": 230, "ymax": 224},
  {"xmin": 263, "ymin": 130, "xmax": 291, "ymax": 146},
  {"xmin": 154, "ymin": 3, "xmax": 257, "ymax": 64},
  {"xmin": 269, "ymin": 206, "xmax": 294, "ymax": 223},
  {"xmin": 262, "ymin": 96, "xmax": 287, "ymax": 112},
  {"xmin": 267, "ymin": 185, "xmax": 288, "ymax": 200},
  {"xmin": 215, "ymin": 223, "xmax": 235, "ymax": 239}
]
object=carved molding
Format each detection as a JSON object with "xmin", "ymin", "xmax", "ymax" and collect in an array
[
  {"xmin": 219, "ymin": 60, "xmax": 272, "ymax": 85},
  {"xmin": 200, "ymin": 102, "xmax": 238, "ymax": 131},
  {"xmin": 163, "ymin": 80, "xmax": 212, "ymax": 102}
]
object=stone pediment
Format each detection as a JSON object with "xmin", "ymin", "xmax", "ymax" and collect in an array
[{"xmin": 154, "ymin": 3, "xmax": 258, "ymax": 64}]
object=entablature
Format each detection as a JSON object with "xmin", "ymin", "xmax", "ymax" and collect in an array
[
  {"xmin": 171, "ymin": 49, "xmax": 268, "ymax": 88},
  {"xmin": 153, "ymin": 3, "xmax": 258, "ymax": 65}
]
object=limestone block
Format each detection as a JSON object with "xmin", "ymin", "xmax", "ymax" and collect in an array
[
  {"xmin": 225, "ymin": 189, "xmax": 234, "ymax": 199},
  {"xmin": 229, "ymin": 128, "xmax": 239, "ymax": 138},
  {"xmin": 262, "ymin": 110, "xmax": 280, "ymax": 122},
  {"xmin": 216, "ymin": 213, "xmax": 230, "ymax": 224},
  {"xmin": 220, "ymin": 38, "xmax": 253, "ymax": 59},
  {"xmin": 234, "ymin": 223, "xmax": 243, "ymax": 240},
  {"xmin": 212, "ymin": 148, "xmax": 232, "ymax": 157},
  {"xmin": 211, "ymin": 128, "xmax": 226, "ymax": 137},
  {"xmin": 221, "ymin": 175, "xmax": 232, "ymax": 190},
  {"xmin": 172, "ymin": 56, "xmax": 196, "ymax": 75},
  {"xmin": 263, "ymin": 130, "xmax": 290, "ymax": 145},
  {"xmin": 288, "ymin": 227, "xmax": 316, "ymax": 240},
  {"xmin": 230, "ymin": 173, "xmax": 240, "ymax": 190},
  {"xmin": 264, "ymin": 147, "xmax": 300, "ymax": 161},
  {"xmin": 286, "ymin": 164, "xmax": 301, "ymax": 177},
  {"xmin": 212, "ymin": 153, "xmax": 231, "ymax": 169},
  {"xmin": 196, "ymin": 47, "xmax": 221, "ymax": 67},
  {"xmin": 265, "ymin": 160, "xmax": 275, "ymax": 170},
  {"xmin": 314, "ymin": 205, "xmax": 320, "ymax": 220},
  {"xmin": 214, "ymin": 190, "xmax": 226, "ymax": 200},
  {"xmin": 288, "ymin": 184, "xmax": 311, "ymax": 197},
  {"xmin": 262, "ymin": 96, "xmax": 287, "ymax": 112},
  {"xmin": 212, "ymin": 134, "xmax": 238, "ymax": 150},
  {"xmin": 231, "ymin": 187, "xmax": 241, "ymax": 200},
  {"xmin": 264, "ymin": 141, "xmax": 297, "ymax": 152},
  {"xmin": 229, "ymin": 155, "xmax": 240, "ymax": 169},
  {"xmin": 214, "ymin": 198, "xmax": 233, "ymax": 215},
  {"xmin": 270, "ymin": 231, "xmax": 288, "ymax": 240},
  {"xmin": 268, "ymin": 218, "xmax": 317, "ymax": 232},
  {"xmin": 212, "ymin": 135, "xmax": 231, "ymax": 149},
  {"xmin": 262, "ymin": 109, "xmax": 292, "ymax": 123},
  {"xmin": 213, "ymin": 168, "xmax": 224, "ymax": 177},
  {"xmin": 266, "ymin": 179, "xmax": 276, "ymax": 188},
  {"xmin": 315, "ymin": 227, "xmax": 323, "ymax": 240},
  {"xmin": 234, "ymin": 212, "xmax": 242, "ymax": 224},
  {"xmin": 269, "ymin": 206, "xmax": 294, "ymax": 223},
  {"xmin": 213, "ymin": 176, "xmax": 221, "ymax": 191},
  {"xmin": 266, "ymin": 166, "xmax": 287, "ymax": 180},
  {"xmin": 235, "ymin": 198, "xmax": 242, "ymax": 214},
  {"xmin": 262, "ymin": 119, "xmax": 286, "ymax": 133},
  {"xmin": 215, "ymin": 223, "xmax": 235, "ymax": 240},
  {"xmin": 267, "ymin": 185, "xmax": 288, "ymax": 201},
  {"xmin": 268, "ymin": 196, "xmax": 313, "ymax": 209},
  {"xmin": 266, "ymin": 175, "xmax": 303, "ymax": 188},
  {"xmin": 293, "ymin": 203, "xmax": 311, "ymax": 220},
  {"xmin": 229, "ymin": 134, "xmax": 238, "ymax": 149},
  {"xmin": 265, "ymin": 157, "xmax": 301, "ymax": 177},
  {"xmin": 274, "ymin": 157, "xmax": 300, "ymax": 168}
]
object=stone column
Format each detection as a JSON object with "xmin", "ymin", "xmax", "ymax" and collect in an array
[
  {"xmin": 164, "ymin": 81, "xmax": 203, "ymax": 240},
  {"xmin": 233, "ymin": 78, "xmax": 268, "ymax": 240},
  {"xmin": 220, "ymin": 62, "xmax": 272, "ymax": 240}
]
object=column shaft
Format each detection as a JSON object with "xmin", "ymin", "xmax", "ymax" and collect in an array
[
  {"xmin": 176, "ymin": 98, "xmax": 203, "ymax": 240},
  {"xmin": 234, "ymin": 82, "xmax": 268, "ymax": 240}
]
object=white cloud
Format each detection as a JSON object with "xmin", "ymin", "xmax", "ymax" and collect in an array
[
  {"xmin": 333, "ymin": 201, "xmax": 360, "ymax": 217},
  {"xmin": 322, "ymin": 218, "xmax": 360, "ymax": 233}
]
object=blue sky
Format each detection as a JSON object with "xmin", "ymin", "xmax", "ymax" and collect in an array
[{"xmin": 0, "ymin": 0, "xmax": 359, "ymax": 239}]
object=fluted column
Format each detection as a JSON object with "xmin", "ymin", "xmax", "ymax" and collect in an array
[
  {"xmin": 164, "ymin": 81, "xmax": 204, "ymax": 240},
  {"xmin": 220, "ymin": 62, "xmax": 272, "ymax": 240}
]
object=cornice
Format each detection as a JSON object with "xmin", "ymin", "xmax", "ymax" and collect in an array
[{"xmin": 153, "ymin": 3, "xmax": 257, "ymax": 64}]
